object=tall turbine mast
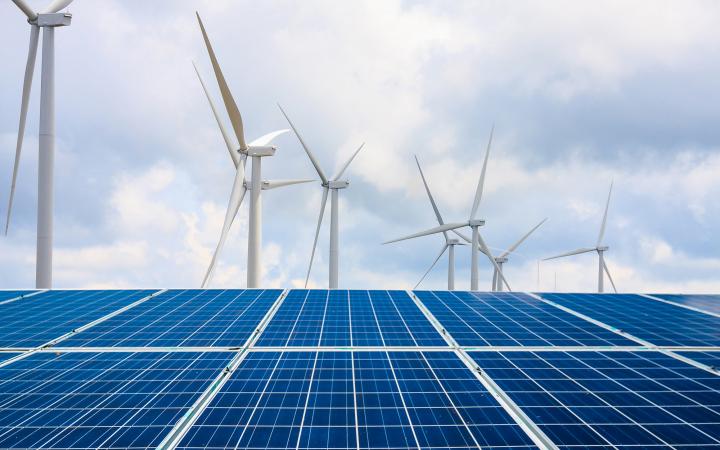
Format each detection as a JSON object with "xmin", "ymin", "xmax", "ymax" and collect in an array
[
  {"xmin": 5, "ymin": 0, "xmax": 73, "ymax": 289},
  {"xmin": 543, "ymin": 181, "xmax": 617, "ymax": 293},
  {"xmin": 278, "ymin": 105, "xmax": 364, "ymax": 289}
]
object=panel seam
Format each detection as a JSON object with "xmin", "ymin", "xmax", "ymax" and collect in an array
[{"xmin": 639, "ymin": 293, "xmax": 720, "ymax": 319}]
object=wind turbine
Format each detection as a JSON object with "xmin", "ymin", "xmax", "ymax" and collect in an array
[
  {"xmin": 491, "ymin": 218, "xmax": 547, "ymax": 291},
  {"xmin": 195, "ymin": 13, "xmax": 311, "ymax": 288},
  {"xmin": 277, "ymin": 105, "xmax": 364, "ymax": 289},
  {"xmin": 543, "ymin": 182, "xmax": 617, "ymax": 293},
  {"xmin": 5, "ymin": 0, "xmax": 73, "ymax": 289},
  {"xmin": 383, "ymin": 127, "xmax": 510, "ymax": 291}
]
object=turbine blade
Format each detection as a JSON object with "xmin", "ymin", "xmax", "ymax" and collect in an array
[
  {"xmin": 192, "ymin": 61, "xmax": 239, "ymax": 168},
  {"xmin": 11, "ymin": 0, "xmax": 37, "ymax": 20},
  {"xmin": 477, "ymin": 232, "xmax": 511, "ymax": 291},
  {"xmin": 543, "ymin": 247, "xmax": 595, "ymax": 261},
  {"xmin": 261, "ymin": 179, "xmax": 314, "ymax": 190},
  {"xmin": 414, "ymin": 155, "xmax": 447, "ymax": 240},
  {"xmin": 470, "ymin": 125, "xmax": 494, "ymax": 220},
  {"xmin": 277, "ymin": 104, "xmax": 328, "ymax": 184},
  {"xmin": 452, "ymin": 229, "xmax": 490, "ymax": 256},
  {"xmin": 5, "ymin": 25, "xmax": 39, "ymax": 236},
  {"xmin": 42, "ymin": 0, "xmax": 72, "ymax": 13},
  {"xmin": 196, "ymin": 12, "xmax": 247, "ymax": 150},
  {"xmin": 305, "ymin": 187, "xmax": 329, "ymax": 287},
  {"xmin": 500, "ymin": 218, "xmax": 548, "ymax": 258},
  {"xmin": 414, "ymin": 244, "xmax": 448, "ymax": 289},
  {"xmin": 597, "ymin": 180, "xmax": 613, "ymax": 246},
  {"xmin": 602, "ymin": 259, "xmax": 618, "ymax": 293},
  {"xmin": 202, "ymin": 163, "xmax": 247, "ymax": 287},
  {"xmin": 332, "ymin": 142, "xmax": 365, "ymax": 181},
  {"xmin": 249, "ymin": 129, "xmax": 289, "ymax": 147},
  {"xmin": 383, "ymin": 222, "xmax": 467, "ymax": 245}
]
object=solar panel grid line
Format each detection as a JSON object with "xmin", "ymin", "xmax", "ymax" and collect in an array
[
  {"xmin": 40, "ymin": 289, "xmax": 167, "ymax": 349},
  {"xmin": 0, "ymin": 351, "xmax": 32, "ymax": 369},
  {"xmin": 0, "ymin": 289, "xmax": 43, "ymax": 306},
  {"xmin": 640, "ymin": 293, "xmax": 720, "ymax": 319},
  {"xmin": 294, "ymin": 351, "xmax": 323, "ymax": 450},
  {"xmin": 525, "ymin": 292, "xmax": 653, "ymax": 347},
  {"xmin": 453, "ymin": 349, "xmax": 559, "ymax": 450},
  {"xmin": 159, "ymin": 289, "xmax": 290, "ymax": 450},
  {"xmin": 383, "ymin": 351, "xmax": 424, "ymax": 450},
  {"xmin": 656, "ymin": 349, "xmax": 720, "ymax": 377},
  {"xmin": 405, "ymin": 290, "xmax": 459, "ymax": 348},
  {"xmin": 350, "ymin": 350, "xmax": 361, "ymax": 450},
  {"xmin": 650, "ymin": 293, "xmax": 720, "ymax": 317}
]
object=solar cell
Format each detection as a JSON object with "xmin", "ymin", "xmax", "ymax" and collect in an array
[
  {"xmin": 58, "ymin": 289, "xmax": 282, "ymax": 348},
  {"xmin": 0, "ymin": 351, "xmax": 234, "ymax": 449},
  {"xmin": 538, "ymin": 293, "xmax": 720, "ymax": 347},
  {"xmin": 177, "ymin": 350, "xmax": 538, "ymax": 450},
  {"xmin": 0, "ymin": 289, "xmax": 157, "ymax": 348},
  {"xmin": 469, "ymin": 350, "xmax": 720, "ymax": 448},
  {"xmin": 256, "ymin": 290, "xmax": 445, "ymax": 347},
  {"xmin": 0, "ymin": 290, "xmax": 35, "ymax": 303},
  {"xmin": 414, "ymin": 291, "xmax": 635, "ymax": 347},
  {"xmin": 0, "ymin": 353, "xmax": 20, "ymax": 364},
  {"xmin": 651, "ymin": 294, "xmax": 720, "ymax": 316}
]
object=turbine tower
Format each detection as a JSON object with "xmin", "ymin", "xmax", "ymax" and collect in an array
[
  {"xmin": 5, "ymin": 0, "xmax": 73, "ymax": 289},
  {"xmin": 383, "ymin": 127, "xmax": 510, "ymax": 291},
  {"xmin": 544, "ymin": 182, "xmax": 617, "ymax": 293},
  {"xmin": 196, "ymin": 13, "xmax": 311, "ymax": 288},
  {"xmin": 491, "ymin": 218, "xmax": 547, "ymax": 291},
  {"xmin": 277, "ymin": 105, "xmax": 364, "ymax": 289}
]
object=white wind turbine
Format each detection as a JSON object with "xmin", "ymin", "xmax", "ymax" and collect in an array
[
  {"xmin": 5, "ymin": 0, "xmax": 73, "ymax": 289},
  {"xmin": 491, "ymin": 218, "xmax": 547, "ymax": 291},
  {"xmin": 277, "ymin": 105, "xmax": 364, "ymax": 289},
  {"xmin": 195, "ymin": 13, "xmax": 311, "ymax": 288},
  {"xmin": 383, "ymin": 127, "xmax": 510, "ymax": 291},
  {"xmin": 543, "ymin": 182, "xmax": 617, "ymax": 293}
]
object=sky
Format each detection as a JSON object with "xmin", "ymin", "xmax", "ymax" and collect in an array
[{"xmin": 0, "ymin": 0, "xmax": 719, "ymax": 293}]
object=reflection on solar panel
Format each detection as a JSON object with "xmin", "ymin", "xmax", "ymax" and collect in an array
[
  {"xmin": 0, "ymin": 289, "xmax": 157, "ymax": 347},
  {"xmin": 0, "ymin": 290, "xmax": 35, "ymax": 303},
  {"xmin": 0, "ymin": 288, "xmax": 718, "ymax": 449},
  {"xmin": 257, "ymin": 290, "xmax": 445, "ymax": 347},
  {"xmin": 652, "ymin": 294, "xmax": 720, "ymax": 316},
  {"xmin": 537, "ymin": 293, "xmax": 720, "ymax": 347},
  {"xmin": 177, "ymin": 351, "xmax": 536, "ymax": 450},
  {"xmin": 415, "ymin": 291, "xmax": 635, "ymax": 347},
  {"xmin": 469, "ymin": 351, "xmax": 720, "ymax": 448},
  {"xmin": 58, "ymin": 289, "xmax": 282, "ymax": 348},
  {"xmin": 0, "ymin": 351, "xmax": 233, "ymax": 449}
]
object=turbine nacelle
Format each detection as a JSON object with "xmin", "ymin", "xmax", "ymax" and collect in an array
[
  {"xmin": 494, "ymin": 256, "xmax": 509, "ymax": 264},
  {"xmin": 35, "ymin": 12, "xmax": 71, "ymax": 27},
  {"xmin": 244, "ymin": 146, "xmax": 276, "ymax": 157},
  {"xmin": 597, "ymin": 245, "xmax": 609, "ymax": 252},
  {"xmin": 468, "ymin": 219, "xmax": 485, "ymax": 227},
  {"xmin": 328, "ymin": 180, "xmax": 349, "ymax": 190}
]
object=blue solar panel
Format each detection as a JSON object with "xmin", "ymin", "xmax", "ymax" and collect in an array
[
  {"xmin": 177, "ymin": 350, "xmax": 537, "ymax": 450},
  {"xmin": 538, "ymin": 293, "xmax": 720, "ymax": 347},
  {"xmin": 0, "ymin": 351, "xmax": 233, "ymax": 449},
  {"xmin": 0, "ymin": 290, "xmax": 157, "ymax": 348},
  {"xmin": 469, "ymin": 350, "xmax": 720, "ymax": 448},
  {"xmin": 414, "ymin": 291, "xmax": 635, "ymax": 347},
  {"xmin": 0, "ymin": 353, "xmax": 20, "ymax": 364},
  {"xmin": 58, "ymin": 289, "xmax": 282, "ymax": 348},
  {"xmin": 677, "ymin": 351, "xmax": 720, "ymax": 370},
  {"xmin": 0, "ymin": 290, "xmax": 35, "ymax": 303},
  {"xmin": 651, "ymin": 294, "xmax": 720, "ymax": 316},
  {"xmin": 257, "ymin": 290, "xmax": 445, "ymax": 347}
]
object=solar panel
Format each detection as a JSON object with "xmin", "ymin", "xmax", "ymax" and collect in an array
[
  {"xmin": 469, "ymin": 350, "xmax": 720, "ymax": 448},
  {"xmin": 651, "ymin": 294, "xmax": 720, "ymax": 316},
  {"xmin": 677, "ymin": 351, "xmax": 720, "ymax": 370},
  {"xmin": 537, "ymin": 293, "xmax": 720, "ymax": 347},
  {"xmin": 414, "ymin": 291, "xmax": 635, "ymax": 347},
  {"xmin": 58, "ymin": 289, "xmax": 282, "ymax": 348},
  {"xmin": 176, "ymin": 350, "xmax": 537, "ymax": 450},
  {"xmin": 0, "ymin": 290, "xmax": 158, "ymax": 348},
  {"xmin": 0, "ymin": 351, "xmax": 233, "ymax": 449},
  {"xmin": 0, "ymin": 290, "xmax": 35, "ymax": 303},
  {"xmin": 257, "ymin": 290, "xmax": 445, "ymax": 347},
  {"xmin": 0, "ymin": 353, "xmax": 20, "ymax": 364}
]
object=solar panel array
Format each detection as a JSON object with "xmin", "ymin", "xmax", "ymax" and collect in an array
[{"xmin": 0, "ymin": 288, "xmax": 717, "ymax": 450}]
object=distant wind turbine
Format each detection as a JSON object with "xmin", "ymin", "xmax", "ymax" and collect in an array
[
  {"xmin": 544, "ymin": 182, "xmax": 617, "ymax": 293},
  {"xmin": 491, "ymin": 218, "xmax": 547, "ymax": 291},
  {"xmin": 195, "ymin": 13, "xmax": 311, "ymax": 288},
  {"xmin": 277, "ymin": 105, "xmax": 364, "ymax": 289},
  {"xmin": 383, "ymin": 127, "xmax": 510, "ymax": 291},
  {"xmin": 5, "ymin": 0, "xmax": 73, "ymax": 289}
]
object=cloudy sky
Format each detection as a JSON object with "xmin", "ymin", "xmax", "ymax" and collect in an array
[{"xmin": 1, "ymin": 0, "xmax": 719, "ymax": 292}]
